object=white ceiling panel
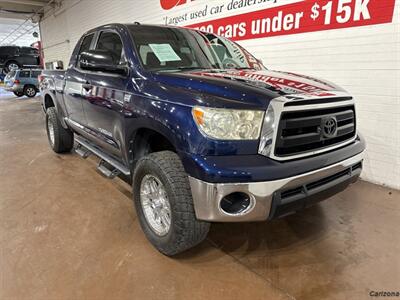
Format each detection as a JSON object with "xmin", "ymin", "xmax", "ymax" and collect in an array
[
  {"xmin": 0, "ymin": 0, "xmax": 51, "ymax": 45},
  {"xmin": 0, "ymin": 17, "xmax": 39, "ymax": 46}
]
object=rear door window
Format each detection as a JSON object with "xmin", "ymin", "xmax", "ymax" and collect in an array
[
  {"xmin": 19, "ymin": 70, "xmax": 30, "ymax": 78},
  {"xmin": 79, "ymin": 34, "xmax": 94, "ymax": 54},
  {"xmin": 77, "ymin": 34, "xmax": 94, "ymax": 68},
  {"xmin": 20, "ymin": 47, "xmax": 39, "ymax": 55},
  {"xmin": 1, "ymin": 46, "xmax": 17, "ymax": 56}
]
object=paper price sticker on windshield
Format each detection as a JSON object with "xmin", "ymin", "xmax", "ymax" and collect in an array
[{"xmin": 149, "ymin": 44, "xmax": 181, "ymax": 62}]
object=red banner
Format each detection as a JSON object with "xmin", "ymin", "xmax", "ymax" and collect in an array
[
  {"xmin": 161, "ymin": 0, "xmax": 192, "ymax": 10},
  {"xmin": 187, "ymin": 0, "xmax": 396, "ymax": 41}
]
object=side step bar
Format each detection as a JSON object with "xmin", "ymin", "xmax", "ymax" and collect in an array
[
  {"xmin": 97, "ymin": 160, "xmax": 121, "ymax": 179},
  {"xmin": 75, "ymin": 145, "xmax": 91, "ymax": 159},
  {"xmin": 74, "ymin": 135, "xmax": 131, "ymax": 176}
]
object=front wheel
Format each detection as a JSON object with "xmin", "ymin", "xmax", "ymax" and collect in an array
[
  {"xmin": 133, "ymin": 151, "xmax": 210, "ymax": 256},
  {"xmin": 46, "ymin": 107, "xmax": 74, "ymax": 153}
]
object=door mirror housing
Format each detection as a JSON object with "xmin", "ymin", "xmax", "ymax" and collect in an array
[{"xmin": 79, "ymin": 50, "xmax": 128, "ymax": 76}]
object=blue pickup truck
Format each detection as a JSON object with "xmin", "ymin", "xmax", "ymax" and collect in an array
[{"xmin": 40, "ymin": 23, "xmax": 365, "ymax": 256}]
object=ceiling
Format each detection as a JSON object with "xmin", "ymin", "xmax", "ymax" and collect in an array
[
  {"xmin": 0, "ymin": 0, "xmax": 50, "ymax": 19},
  {"xmin": 0, "ymin": 0, "xmax": 54, "ymax": 46},
  {"xmin": 0, "ymin": 17, "xmax": 38, "ymax": 46}
]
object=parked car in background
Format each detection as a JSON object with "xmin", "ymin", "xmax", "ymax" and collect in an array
[
  {"xmin": 0, "ymin": 46, "xmax": 41, "ymax": 74},
  {"xmin": 4, "ymin": 69, "xmax": 41, "ymax": 97}
]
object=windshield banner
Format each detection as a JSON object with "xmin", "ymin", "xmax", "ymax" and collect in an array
[{"xmin": 184, "ymin": 0, "xmax": 396, "ymax": 41}]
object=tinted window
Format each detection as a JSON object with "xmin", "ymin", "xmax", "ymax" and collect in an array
[
  {"xmin": 20, "ymin": 47, "xmax": 38, "ymax": 55},
  {"xmin": 0, "ymin": 46, "xmax": 17, "ymax": 55},
  {"xmin": 128, "ymin": 26, "xmax": 263, "ymax": 71},
  {"xmin": 19, "ymin": 70, "xmax": 30, "ymax": 78},
  {"xmin": 77, "ymin": 34, "xmax": 94, "ymax": 68},
  {"xmin": 96, "ymin": 31, "xmax": 124, "ymax": 65}
]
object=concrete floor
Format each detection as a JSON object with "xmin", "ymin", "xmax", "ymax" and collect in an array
[{"xmin": 0, "ymin": 92, "xmax": 399, "ymax": 300}]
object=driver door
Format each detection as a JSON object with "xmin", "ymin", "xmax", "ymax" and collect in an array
[{"xmin": 81, "ymin": 30, "xmax": 129, "ymax": 157}]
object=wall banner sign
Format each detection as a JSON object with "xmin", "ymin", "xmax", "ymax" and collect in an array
[{"xmin": 182, "ymin": 0, "xmax": 396, "ymax": 41}]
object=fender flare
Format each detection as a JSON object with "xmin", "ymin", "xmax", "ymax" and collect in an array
[
  {"xmin": 129, "ymin": 121, "xmax": 185, "ymax": 151},
  {"xmin": 42, "ymin": 92, "xmax": 69, "ymax": 129},
  {"xmin": 125, "ymin": 119, "xmax": 188, "ymax": 166}
]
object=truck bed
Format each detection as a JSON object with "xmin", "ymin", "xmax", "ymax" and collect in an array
[{"xmin": 42, "ymin": 69, "xmax": 66, "ymax": 81}]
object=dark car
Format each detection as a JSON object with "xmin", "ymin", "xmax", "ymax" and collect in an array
[
  {"xmin": 40, "ymin": 24, "xmax": 365, "ymax": 256},
  {"xmin": 0, "ymin": 46, "xmax": 41, "ymax": 74}
]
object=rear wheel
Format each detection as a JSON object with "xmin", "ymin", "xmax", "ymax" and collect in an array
[
  {"xmin": 13, "ymin": 91, "xmax": 24, "ymax": 97},
  {"xmin": 46, "ymin": 107, "xmax": 74, "ymax": 153},
  {"xmin": 5, "ymin": 61, "xmax": 20, "ymax": 73},
  {"xmin": 133, "ymin": 151, "xmax": 210, "ymax": 256},
  {"xmin": 24, "ymin": 85, "xmax": 37, "ymax": 98}
]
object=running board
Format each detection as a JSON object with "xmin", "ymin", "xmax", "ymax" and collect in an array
[
  {"xmin": 75, "ymin": 145, "xmax": 91, "ymax": 159},
  {"xmin": 74, "ymin": 135, "xmax": 131, "ymax": 176},
  {"xmin": 97, "ymin": 160, "xmax": 120, "ymax": 179}
]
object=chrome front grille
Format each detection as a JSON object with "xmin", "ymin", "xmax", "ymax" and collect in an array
[
  {"xmin": 258, "ymin": 95, "xmax": 358, "ymax": 161},
  {"xmin": 275, "ymin": 105, "xmax": 356, "ymax": 157}
]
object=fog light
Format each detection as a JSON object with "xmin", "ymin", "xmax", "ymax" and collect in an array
[{"xmin": 219, "ymin": 192, "xmax": 253, "ymax": 215}]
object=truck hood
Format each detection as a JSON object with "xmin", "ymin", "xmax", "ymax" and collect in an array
[{"xmin": 153, "ymin": 69, "xmax": 348, "ymax": 110}]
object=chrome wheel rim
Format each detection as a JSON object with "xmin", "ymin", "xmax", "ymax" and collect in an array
[
  {"xmin": 47, "ymin": 119, "xmax": 55, "ymax": 146},
  {"xmin": 140, "ymin": 174, "xmax": 171, "ymax": 236},
  {"xmin": 8, "ymin": 63, "xmax": 19, "ymax": 71},
  {"xmin": 26, "ymin": 88, "xmax": 35, "ymax": 96}
]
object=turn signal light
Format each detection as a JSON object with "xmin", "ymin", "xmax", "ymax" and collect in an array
[{"xmin": 192, "ymin": 107, "xmax": 205, "ymax": 125}]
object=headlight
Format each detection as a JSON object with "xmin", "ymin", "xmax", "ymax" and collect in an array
[{"xmin": 192, "ymin": 107, "xmax": 264, "ymax": 140}]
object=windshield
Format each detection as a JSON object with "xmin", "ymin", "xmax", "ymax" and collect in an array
[{"xmin": 128, "ymin": 25, "xmax": 264, "ymax": 72}]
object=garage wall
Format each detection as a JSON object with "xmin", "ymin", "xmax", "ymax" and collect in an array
[{"xmin": 40, "ymin": 0, "xmax": 400, "ymax": 189}]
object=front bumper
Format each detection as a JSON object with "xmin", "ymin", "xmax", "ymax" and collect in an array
[{"xmin": 189, "ymin": 151, "xmax": 364, "ymax": 222}]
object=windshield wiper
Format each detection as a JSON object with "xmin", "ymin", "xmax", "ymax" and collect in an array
[
  {"xmin": 151, "ymin": 67, "xmax": 213, "ymax": 72},
  {"xmin": 232, "ymin": 67, "xmax": 255, "ymax": 70},
  {"xmin": 175, "ymin": 66, "xmax": 212, "ymax": 71}
]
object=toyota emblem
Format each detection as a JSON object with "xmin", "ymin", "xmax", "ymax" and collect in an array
[{"xmin": 322, "ymin": 117, "xmax": 338, "ymax": 138}]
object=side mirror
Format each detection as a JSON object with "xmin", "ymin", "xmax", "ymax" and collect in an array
[{"xmin": 79, "ymin": 50, "xmax": 128, "ymax": 76}]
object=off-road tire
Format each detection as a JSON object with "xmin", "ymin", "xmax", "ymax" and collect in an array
[
  {"xmin": 24, "ymin": 85, "xmax": 37, "ymax": 98},
  {"xmin": 46, "ymin": 107, "xmax": 74, "ymax": 153},
  {"xmin": 133, "ymin": 151, "xmax": 210, "ymax": 256}
]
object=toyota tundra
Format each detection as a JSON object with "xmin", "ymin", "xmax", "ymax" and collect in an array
[{"xmin": 40, "ymin": 23, "xmax": 365, "ymax": 255}]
